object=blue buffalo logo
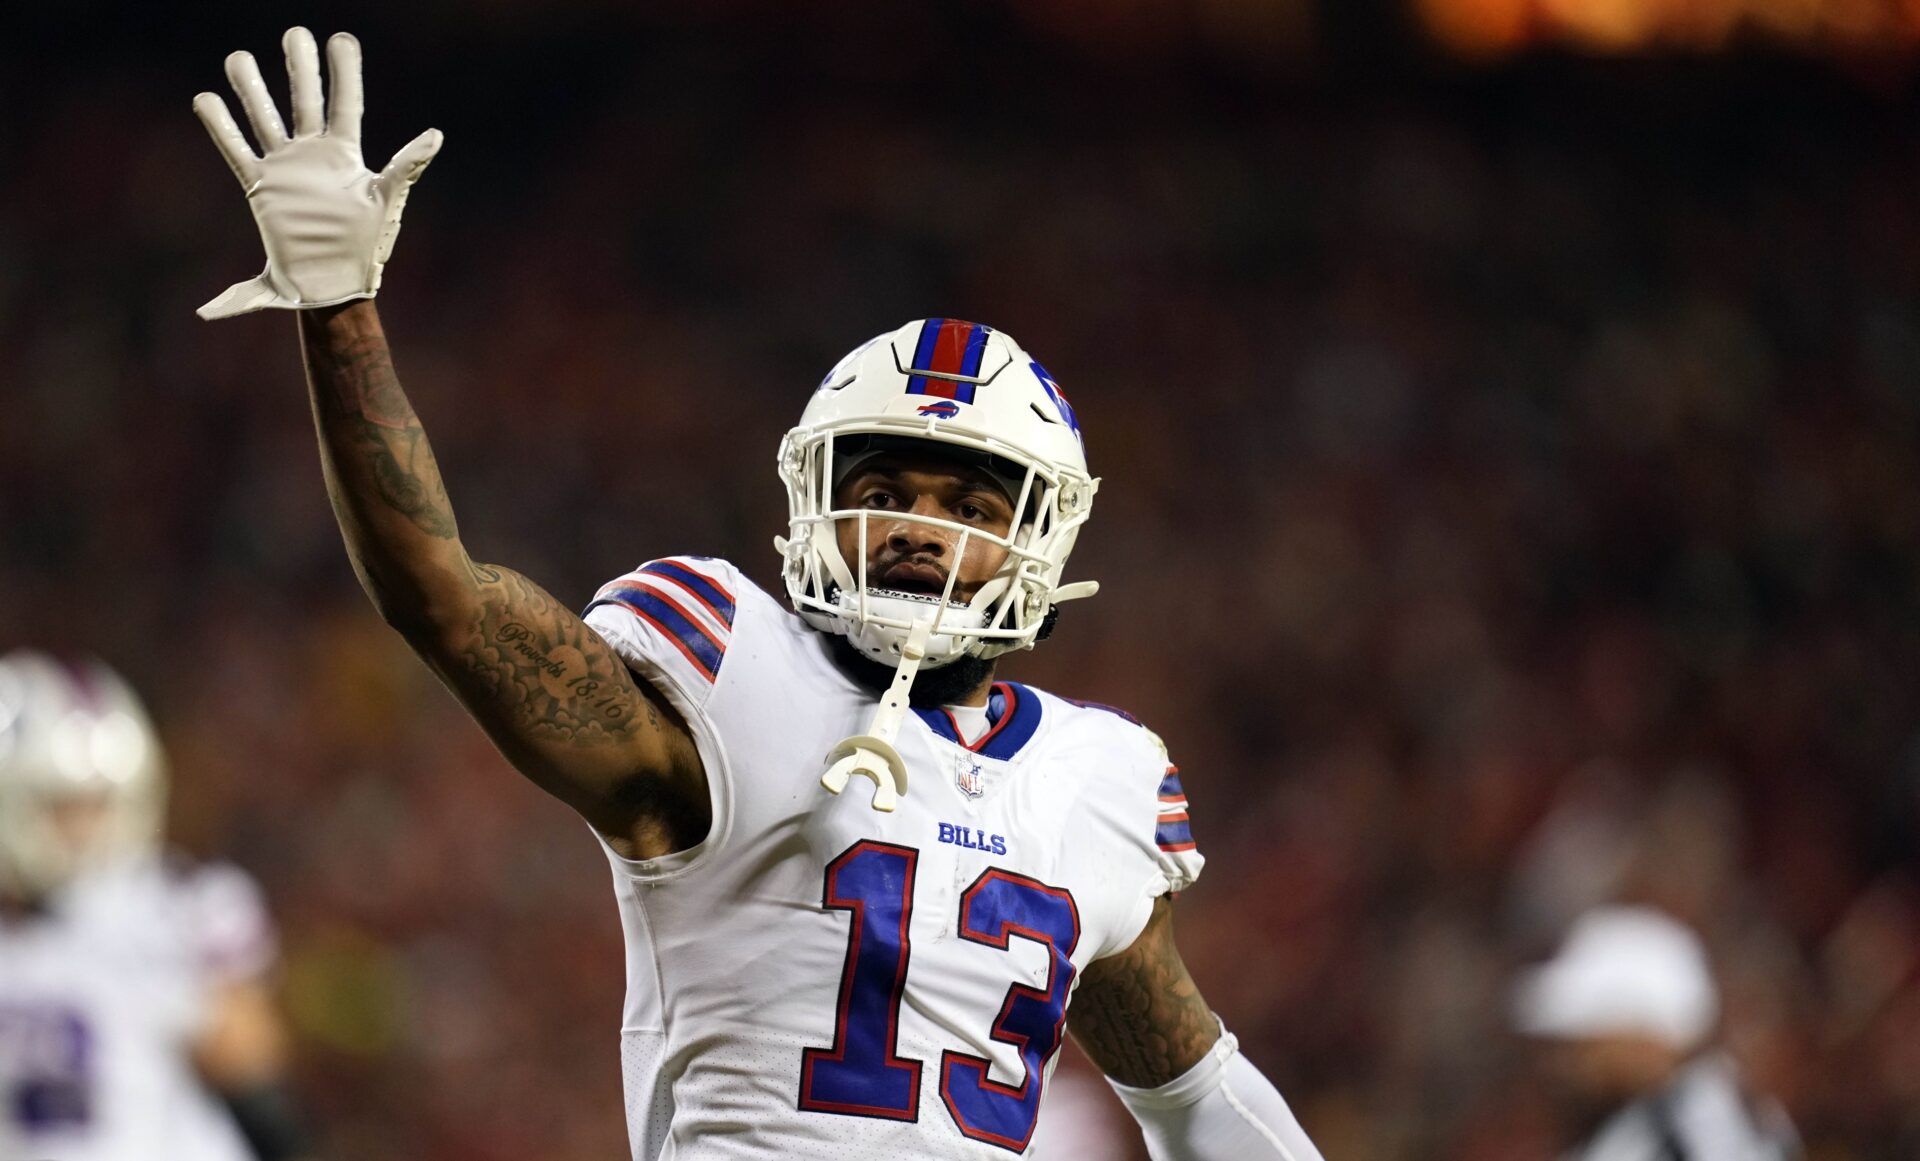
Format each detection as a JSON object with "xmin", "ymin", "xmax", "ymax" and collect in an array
[{"xmin": 916, "ymin": 400, "xmax": 962, "ymax": 419}]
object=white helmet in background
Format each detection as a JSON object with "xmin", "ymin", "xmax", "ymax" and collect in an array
[
  {"xmin": 1511, "ymin": 906, "xmax": 1719, "ymax": 1050},
  {"xmin": 777, "ymin": 318, "xmax": 1100, "ymax": 670},
  {"xmin": 0, "ymin": 651, "xmax": 167, "ymax": 899}
]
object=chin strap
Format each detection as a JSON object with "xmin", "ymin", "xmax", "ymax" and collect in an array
[{"xmin": 820, "ymin": 618, "xmax": 933, "ymax": 812}]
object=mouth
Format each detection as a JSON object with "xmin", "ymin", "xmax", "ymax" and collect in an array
[{"xmin": 877, "ymin": 560, "xmax": 952, "ymax": 599}]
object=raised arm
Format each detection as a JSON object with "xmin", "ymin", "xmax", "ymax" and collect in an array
[
  {"xmin": 195, "ymin": 30, "xmax": 705, "ymax": 857},
  {"xmin": 1070, "ymin": 897, "xmax": 1325, "ymax": 1160},
  {"xmin": 298, "ymin": 303, "xmax": 705, "ymax": 855}
]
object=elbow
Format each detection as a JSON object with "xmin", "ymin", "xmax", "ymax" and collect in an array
[
  {"xmin": 370, "ymin": 589, "xmax": 438, "ymax": 639},
  {"xmin": 353, "ymin": 560, "xmax": 472, "ymax": 642}
]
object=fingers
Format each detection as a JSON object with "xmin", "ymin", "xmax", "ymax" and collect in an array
[
  {"xmin": 377, "ymin": 128, "xmax": 444, "ymax": 193},
  {"xmin": 219, "ymin": 30, "xmax": 362, "ymax": 148},
  {"xmin": 192, "ymin": 92, "xmax": 261, "ymax": 187},
  {"xmin": 224, "ymin": 50, "xmax": 288, "ymax": 151},
  {"xmin": 326, "ymin": 32, "xmax": 364, "ymax": 145},
  {"xmin": 283, "ymin": 27, "xmax": 324, "ymax": 137}
]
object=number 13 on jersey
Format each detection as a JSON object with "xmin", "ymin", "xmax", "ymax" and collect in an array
[{"xmin": 798, "ymin": 840, "xmax": 1080, "ymax": 1152}]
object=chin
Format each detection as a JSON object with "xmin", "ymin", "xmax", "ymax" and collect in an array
[{"xmin": 827, "ymin": 634, "xmax": 996, "ymax": 708}]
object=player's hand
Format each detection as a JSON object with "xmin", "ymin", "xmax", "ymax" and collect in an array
[{"xmin": 193, "ymin": 28, "xmax": 441, "ymax": 320}]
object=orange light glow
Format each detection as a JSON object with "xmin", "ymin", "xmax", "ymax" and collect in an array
[
  {"xmin": 1539, "ymin": 0, "xmax": 1663, "ymax": 50},
  {"xmin": 1415, "ymin": 0, "xmax": 1534, "ymax": 59},
  {"xmin": 1665, "ymin": 0, "xmax": 1744, "ymax": 48},
  {"xmin": 1415, "ymin": 0, "xmax": 1920, "ymax": 54}
]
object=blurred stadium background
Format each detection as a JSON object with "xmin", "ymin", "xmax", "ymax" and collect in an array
[{"xmin": 6, "ymin": 0, "xmax": 1920, "ymax": 1156}]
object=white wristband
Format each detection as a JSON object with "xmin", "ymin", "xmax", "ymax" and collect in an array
[{"xmin": 1109, "ymin": 1021, "xmax": 1326, "ymax": 1161}]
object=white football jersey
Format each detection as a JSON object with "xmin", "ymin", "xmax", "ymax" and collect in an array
[
  {"xmin": 0, "ymin": 857, "xmax": 274, "ymax": 1161},
  {"xmin": 583, "ymin": 557, "xmax": 1203, "ymax": 1160}
]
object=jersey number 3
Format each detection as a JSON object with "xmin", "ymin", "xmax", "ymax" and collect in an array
[{"xmin": 798, "ymin": 840, "xmax": 1080, "ymax": 1153}]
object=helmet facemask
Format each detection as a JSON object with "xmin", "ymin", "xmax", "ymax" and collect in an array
[{"xmin": 778, "ymin": 430, "xmax": 1094, "ymax": 671}]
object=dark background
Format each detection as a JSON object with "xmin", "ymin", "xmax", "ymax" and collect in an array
[{"xmin": 4, "ymin": 1, "xmax": 1920, "ymax": 1156}]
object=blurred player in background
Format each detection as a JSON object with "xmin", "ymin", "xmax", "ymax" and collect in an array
[
  {"xmin": 1512, "ymin": 906, "xmax": 1800, "ymax": 1160},
  {"xmin": 0, "ymin": 651, "xmax": 311, "ymax": 1161},
  {"xmin": 191, "ymin": 27, "xmax": 1323, "ymax": 1161}
]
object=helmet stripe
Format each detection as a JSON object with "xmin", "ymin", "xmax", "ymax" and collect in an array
[
  {"xmin": 1030, "ymin": 361, "xmax": 1081, "ymax": 440},
  {"xmin": 958, "ymin": 322, "xmax": 991, "ymax": 377},
  {"xmin": 911, "ymin": 316, "xmax": 945, "ymax": 371},
  {"xmin": 905, "ymin": 318, "xmax": 990, "ymax": 405}
]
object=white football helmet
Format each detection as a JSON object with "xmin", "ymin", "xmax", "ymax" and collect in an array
[
  {"xmin": 777, "ymin": 318, "xmax": 1101, "ymax": 670},
  {"xmin": 0, "ymin": 651, "xmax": 167, "ymax": 899}
]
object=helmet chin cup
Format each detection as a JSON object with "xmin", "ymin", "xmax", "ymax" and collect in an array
[
  {"xmin": 820, "ymin": 618, "xmax": 935, "ymax": 811},
  {"xmin": 831, "ymin": 588, "xmax": 986, "ymax": 670}
]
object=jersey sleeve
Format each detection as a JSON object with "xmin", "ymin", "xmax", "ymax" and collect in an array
[
  {"xmin": 1148, "ymin": 751, "xmax": 1205, "ymax": 896},
  {"xmin": 1084, "ymin": 715, "xmax": 1208, "ymax": 960},
  {"xmin": 581, "ymin": 556, "xmax": 746, "ymax": 711},
  {"xmin": 177, "ymin": 862, "xmax": 277, "ymax": 984}
]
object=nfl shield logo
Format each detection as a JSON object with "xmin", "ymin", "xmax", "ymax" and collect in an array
[{"xmin": 955, "ymin": 757, "xmax": 986, "ymax": 799}]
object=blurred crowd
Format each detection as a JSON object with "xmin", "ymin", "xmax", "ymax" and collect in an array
[{"xmin": 4, "ymin": 7, "xmax": 1920, "ymax": 1159}]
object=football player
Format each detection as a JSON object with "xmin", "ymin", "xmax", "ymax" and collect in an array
[
  {"xmin": 193, "ymin": 28, "xmax": 1324, "ymax": 1160},
  {"xmin": 0, "ymin": 652, "xmax": 312, "ymax": 1161}
]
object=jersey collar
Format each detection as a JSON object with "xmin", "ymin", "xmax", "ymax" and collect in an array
[{"xmin": 914, "ymin": 681, "xmax": 1042, "ymax": 762}]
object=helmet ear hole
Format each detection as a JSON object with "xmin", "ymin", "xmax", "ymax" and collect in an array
[{"xmin": 1035, "ymin": 606, "xmax": 1061, "ymax": 643}]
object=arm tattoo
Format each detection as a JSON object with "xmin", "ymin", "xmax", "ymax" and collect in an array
[
  {"xmin": 1068, "ymin": 896, "xmax": 1220, "ymax": 1088},
  {"xmin": 451, "ymin": 563, "xmax": 707, "ymax": 852},
  {"xmin": 362, "ymin": 425, "xmax": 456, "ymax": 538},
  {"xmin": 458, "ymin": 566, "xmax": 656, "ymax": 747},
  {"xmin": 293, "ymin": 306, "xmax": 705, "ymax": 853},
  {"xmin": 304, "ymin": 317, "xmax": 458, "ymax": 539}
]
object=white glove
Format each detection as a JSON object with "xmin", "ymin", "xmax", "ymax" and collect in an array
[{"xmin": 193, "ymin": 28, "xmax": 442, "ymax": 319}]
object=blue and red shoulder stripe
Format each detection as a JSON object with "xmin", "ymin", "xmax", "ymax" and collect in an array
[
  {"xmin": 1155, "ymin": 766, "xmax": 1196, "ymax": 853},
  {"xmin": 584, "ymin": 557, "xmax": 737, "ymax": 685}
]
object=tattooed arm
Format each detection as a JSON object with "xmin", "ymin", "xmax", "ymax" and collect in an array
[
  {"xmin": 1071, "ymin": 896, "xmax": 1325, "ymax": 1159},
  {"xmin": 1069, "ymin": 896, "xmax": 1219, "ymax": 1087},
  {"xmin": 297, "ymin": 301, "xmax": 706, "ymax": 858}
]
